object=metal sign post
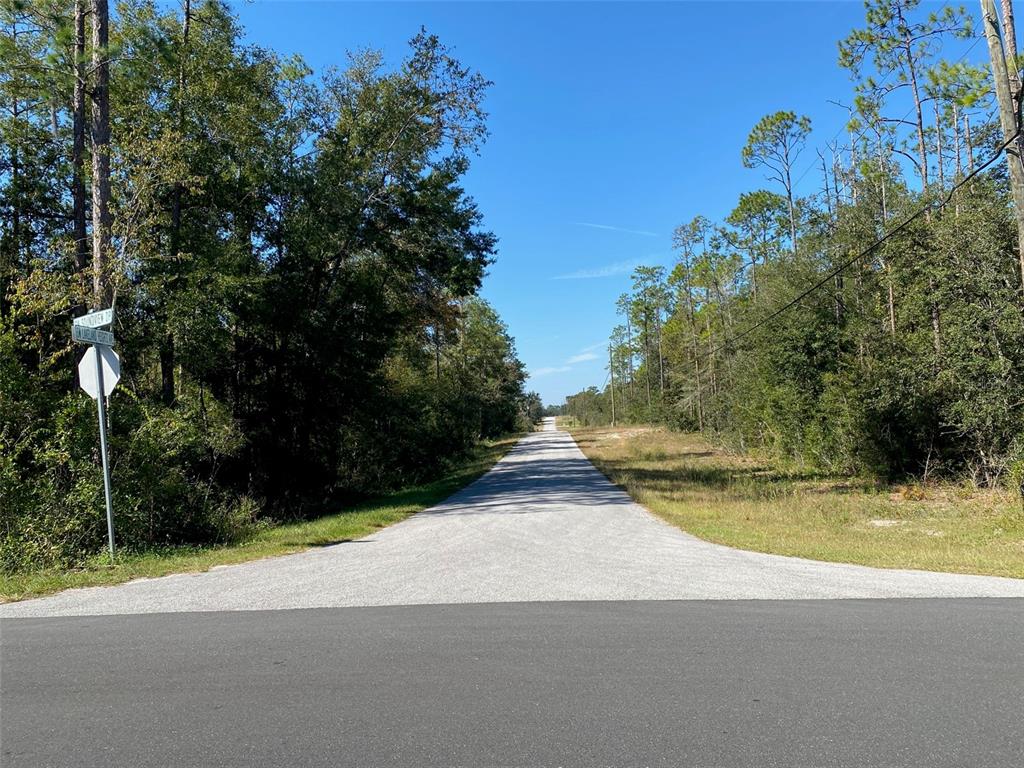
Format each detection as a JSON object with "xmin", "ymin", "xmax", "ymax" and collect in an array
[
  {"xmin": 73, "ymin": 307, "xmax": 119, "ymax": 559},
  {"xmin": 94, "ymin": 343, "xmax": 115, "ymax": 558}
]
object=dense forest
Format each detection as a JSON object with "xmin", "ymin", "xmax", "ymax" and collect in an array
[
  {"xmin": 566, "ymin": 0, "xmax": 1024, "ymax": 487},
  {"xmin": 0, "ymin": 0, "xmax": 539, "ymax": 571}
]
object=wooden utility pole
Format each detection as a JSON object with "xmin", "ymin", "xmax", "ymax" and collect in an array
[
  {"xmin": 608, "ymin": 344, "xmax": 616, "ymax": 427},
  {"xmin": 981, "ymin": 0, "xmax": 1024, "ymax": 287}
]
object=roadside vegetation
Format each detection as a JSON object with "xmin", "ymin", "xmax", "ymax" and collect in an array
[
  {"xmin": 571, "ymin": 425, "xmax": 1024, "ymax": 579},
  {"xmin": 562, "ymin": 1, "xmax": 1024, "ymax": 517},
  {"xmin": 1, "ymin": 2, "xmax": 543, "ymax": 579},
  {"xmin": 1, "ymin": 435, "xmax": 519, "ymax": 602}
]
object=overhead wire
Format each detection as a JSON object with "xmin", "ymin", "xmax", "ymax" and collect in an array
[
  {"xmin": 686, "ymin": 126, "xmax": 1020, "ymax": 364},
  {"xmin": 681, "ymin": 20, "xmax": 1004, "ymax": 365},
  {"xmin": 614, "ymin": 13, "xmax": 1000, "ymax": 397},
  {"xmin": 789, "ymin": 29, "xmax": 985, "ymax": 193},
  {"xmin": 712, "ymin": 33, "xmax": 987, "ymax": 304}
]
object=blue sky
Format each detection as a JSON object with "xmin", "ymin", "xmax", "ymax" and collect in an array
[{"xmin": 229, "ymin": 1, "xmax": 976, "ymax": 405}]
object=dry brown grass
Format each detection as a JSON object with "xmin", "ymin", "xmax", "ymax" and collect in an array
[{"xmin": 572, "ymin": 425, "xmax": 1024, "ymax": 579}]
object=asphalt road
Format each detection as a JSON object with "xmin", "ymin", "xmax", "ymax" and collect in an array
[
  {"xmin": 3, "ymin": 600, "xmax": 1023, "ymax": 768},
  {"xmin": 3, "ymin": 419, "xmax": 1023, "ymax": 618},
  {"xmin": 4, "ymin": 419, "xmax": 1024, "ymax": 766}
]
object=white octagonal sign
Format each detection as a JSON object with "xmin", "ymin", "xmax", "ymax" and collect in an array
[{"xmin": 78, "ymin": 345, "xmax": 121, "ymax": 400}]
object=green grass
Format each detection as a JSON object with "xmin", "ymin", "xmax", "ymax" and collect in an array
[
  {"xmin": 572, "ymin": 425, "xmax": 1024, "ymax": 580},
  {"xmin": 0, "ymin": 435, "xmax": 520, "ymax": 602}
]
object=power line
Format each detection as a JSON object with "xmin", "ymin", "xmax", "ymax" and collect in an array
[
  {"xmin": 720, "ymin": 33, "xmax": 988, "ymax": 299},
  {"xmin": 607, "ymin": 14, "xmax": 997, "ymax": 402},
  {"xmin": 609, "ymin": 131, "xmax": 1009, "ymax": 400},
  {"xmin": 789, "ymin": 32, "xmax": 986, "ymax": 193},
  {"xmin": 691, "ymin": 126, "xmax": 1019, "ymax": 364}
]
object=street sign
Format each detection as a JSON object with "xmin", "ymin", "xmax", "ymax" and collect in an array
[
  {"xmin": 73, "ymin": 307, "xmax": 114, "ymax": 329},
  {"xmin": 72, "ymin": 324, "xmax": 114, "ymax": 346},
  {"xmin": 73, "ymin": 314, "xmax": 120, "ymax": 558},
  {"xmin": 78, "ymin": 345, "xmax": 121, "ymax": 400}
]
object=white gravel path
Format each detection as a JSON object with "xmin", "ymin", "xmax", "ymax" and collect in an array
[{"xmin": 4, "ymin": 418, "xmax": 1024, "ymax": 617}]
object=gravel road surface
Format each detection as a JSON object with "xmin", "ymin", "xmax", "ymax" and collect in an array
[{"xmin": 3, "ymin": 417, "xmax": 1023, "ymax": 617}]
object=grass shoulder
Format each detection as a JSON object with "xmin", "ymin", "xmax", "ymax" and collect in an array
[
  {"xmin": 570, "ymin": 425, "xmax": 1024, "ymax": 580},
  {"xmin": 1, "ymin": 434, "xmax": 521, "ymax": 603}
]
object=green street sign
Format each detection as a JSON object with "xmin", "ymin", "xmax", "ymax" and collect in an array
[
  {"xmin": 73, "ymin": 307, "xmax": 114, "ymax": 329},
  {"xmin": 72, "ymin": 324, "xmax": 114, "ymax": 346}
]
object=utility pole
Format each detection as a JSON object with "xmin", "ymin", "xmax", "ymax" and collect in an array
[
  {"xmin": 981, "ymin": 0, "xmax": 1024, "ymax": 287},
  {"xmin": 608, "ymin": 344, "xmax": 616, "ymax": 427}
]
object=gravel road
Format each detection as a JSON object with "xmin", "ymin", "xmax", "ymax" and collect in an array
[{"xmin": 4, "ymin": 417, "xmax": 1023, "ymax": 617}]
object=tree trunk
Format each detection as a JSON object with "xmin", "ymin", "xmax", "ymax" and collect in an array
[
  {"xmin": 90, "ymin": 0, "xmax": 112, "ymax": 308},
  {"xmin": 965, "ymin": 113, "xmax": 975, "ymax": 172},
  {"xmin": 162, "ymin": 0, "xmax": 192, "ymax": 406},
  {"xmin": 170, "ymin": 0, "xmax": 191, "ymax": 254},
  {"xmin": 434, "ymin": 325, "xmax": 441, "ymax": 380},
  {"xmin": 643, "ymin": 316, "xmax": 652, "ymax": 409},
  {"xmin": 784, "ymin": 161, "xmax": 797, "ymax": 254},
  {"xmin": 821, "ymin": 151, "xmax": 833, "ymax": 217},
  {"xmin": 656, "ymin": 312, "xmax": 665, "ymax": 395},
  {"xmin": 832, "ymin": 148, "xmax": 845, "ymax": 203},
  {"xmin": 897, "ymin": 6, "xmax": 929, "ymax": 188},
  {"xmin": 953, "ymin": 102, "xmax": 963, "ymax": 179},
  {"xmin": 72, "ymin": 0, "xmax": 89, "ymax": 279},
  {"xmin": 608, "ymin": 345, "xmax": 616, "ymax": 427},
  {"xmin": 820, "ymin": 151, "xmax": 844, "ymax": 323},
  {"xmin": 693, "ymin": 352, "xmax": 704, "ymax": 432},
  {"xmin": 849, "ymin": 133, "xmax": 860, "ymax": 205},
  {"xmin": 1002, "ymin": 0, "xmax": 1021, "ymax": 107},
  {"xmin": 906, "ymin": 53, "xmax": 929, "ymax": 187},
  {"xmin": 3, "ymin": 97, "xmax": 19, "ymax": 322},
  {"xmin": 878, "ymin": 142, "xmax": 897, "ymax": 336},
  {"xmin": 625, "ymin": 317, "xmax": 634, "ymax": 401},
  {"xmin": 981, "ymin": 0, "xmax": 1024, "ymax": 287},
  {"xmin": 160, "ymin": 334, "xmax": 176, "ymax": 405},
  {"xmin": 885, "ymin": 275, "xmax": 897, "ymax": 336},
  {"xmin": 682, "ymin": 277, "xmax": 704, "ymax": 431},
  {"xmin": 704, "ymin": 309, "xmax": 716, "ymax": 398}
]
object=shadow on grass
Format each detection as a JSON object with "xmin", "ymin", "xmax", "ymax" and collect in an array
[
  {"xmin": 588, "ymin": 451, "xmax": 868, "ymax": 501},
  {"xmin": 0, "ymin": 434, "xmax": 523, "ymax": 602}
]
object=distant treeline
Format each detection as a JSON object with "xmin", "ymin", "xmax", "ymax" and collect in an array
[
  {"xmin": 0, "ymin": 1, "xmax": 540, "ymax": 571},
  {"xmin": 566, "ymin": 0, "xmax": 1024, "ymax": 486}
]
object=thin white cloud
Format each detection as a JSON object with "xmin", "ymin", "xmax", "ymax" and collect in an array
[
  {"xmin": 575, "ymin": 222, "xmax": 658, "ymax": 237},
  {"xmin": 530, "ymin": 344, "xmax": 606, "ymax": 380},
  {"xmin": 551, "ymin": 258, "xmax": 644, "ymax": 280},
  {"xmin": 530, "ymin": 365, "xmax": 572, "ymax": 377}
]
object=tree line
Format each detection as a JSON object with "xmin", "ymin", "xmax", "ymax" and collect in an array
[
  {"xmin": 0, "ymin": 0, "xmax": 537, "ymax": 571},
  {"xmin": 567, "ymin": 0, "xmax": 1024, "ymax": 486}
]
